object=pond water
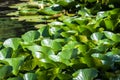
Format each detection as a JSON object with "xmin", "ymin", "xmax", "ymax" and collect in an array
[
  {"xmin": 0, "ymin": 17, "xmax": 34, "ymax": 40},
  {"xmin": 0, "ymin": 1, "xmax": 35, "ymax": 40}
]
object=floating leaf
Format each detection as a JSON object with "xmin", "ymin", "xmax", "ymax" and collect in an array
[
  {"xmin": 74, "ymin": 18, "xmax": 88, "ymax": 25},
  {"xmin": 49, "ymin": 55, "xmax": 60, "ymax": 62},
  {"xmin": 104, "ymin": 31, "xmax": 114, "ymax": 40},
  {"xmin": 19, "ymin": 8, "xmax": 38, "ymax": 16},
  {"xmin": 57, "ymin": 0, "xmax": 76, "ymax": 7},
  {"xmin": 22, "ymin": 30, "xmax": 40, "ymax": 42},
  {"xmin": 21, "ymin": 59, "xmax": 38, "ymax": 71},
  {"xmin": 92, "ymin": 53, "xmax": 113, "ymax": 68},
  {"xmin": 39, "ymin": 4, "xmax": 62, "ymax": 15},
  {"xmin": 4, "ymin": 57, "xmax": 25, "ymax": 75},
  {"xmin": 63, "ymin": 18, "xmax": 76, "ymax": 28},
  {"xmin": 58, "ymin": 49, "xmax": 73, "ymax": 65},
  {"xmin": 41, "ymin": 38, "xmax": 62, "ymax": 51},
  {"xmin": 7, "ymin": 77, "xmax": 23, "ymax": 80},
  {"xmin": 0, "ymin": 65, "xmax": 12, "ymax": 80},
  {"xmin": 24, "ymin": 73, "xmax": 37, "ymax": 80},
  {"xmin": 104, "ymin": 18, "xmax": 114, "ymax": 31},
  {"xmin": 73, "ymin": 68, "xmax": 98, "ymax": 80},
  {"xmin": 26, "ymin": 44, "xmax": 41, "ymax": 52},
  {"xmin": 62, "ymin": 41, "xmax": 78, "ymax": 50},
  {"xmin": 91, "ymin": 32, "xmax": 104, "ymax": 41},
  {"xmin": 0, "ymin": 48, "xmax": 12, "ymax": 60},
  {"xmin": 3, "ymin": 38, "xmax": 21, "ymax": 50},
  {"xmin": 104, "ymin": 31, "xmax": 120, "ymax": 42}
]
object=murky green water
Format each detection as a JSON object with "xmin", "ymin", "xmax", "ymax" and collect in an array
[{"xmin": 0, "ymin": 18, "xmax": 34, "ymax": 40}]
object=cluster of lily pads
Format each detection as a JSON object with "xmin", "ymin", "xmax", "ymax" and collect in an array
[{"xmin": 0, "ymin": 0, "xmax": 120, "ymax": 80}]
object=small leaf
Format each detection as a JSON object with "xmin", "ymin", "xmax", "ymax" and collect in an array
[
  {"xmin": 72, "ymin": 68, "xmax": 98, "ymax": 80},
  {"xmin": 3, "ymin": 38, "xmax": 21, "ymax": 50}
]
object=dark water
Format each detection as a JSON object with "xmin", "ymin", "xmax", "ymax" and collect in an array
[
  {"xmin": 0, "ymin": 1, "xmax": 35, "ymax": 40},
  {"xmin": 0, "ymin": 18, "xmax": 34, "ymax": 40}
]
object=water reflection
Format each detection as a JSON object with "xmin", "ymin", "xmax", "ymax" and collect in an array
[{"xmin": 0, "ymin": 18, "xmax": 34, "ymax": 40}]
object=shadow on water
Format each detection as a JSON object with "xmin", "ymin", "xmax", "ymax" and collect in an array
[
  {"xmin": 0, "ymin": 18, "xmax": 36, "ymax": 40},
  {"xmin": 0, "ymin": 0, "xmax": 37, "ymax": 41}
]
